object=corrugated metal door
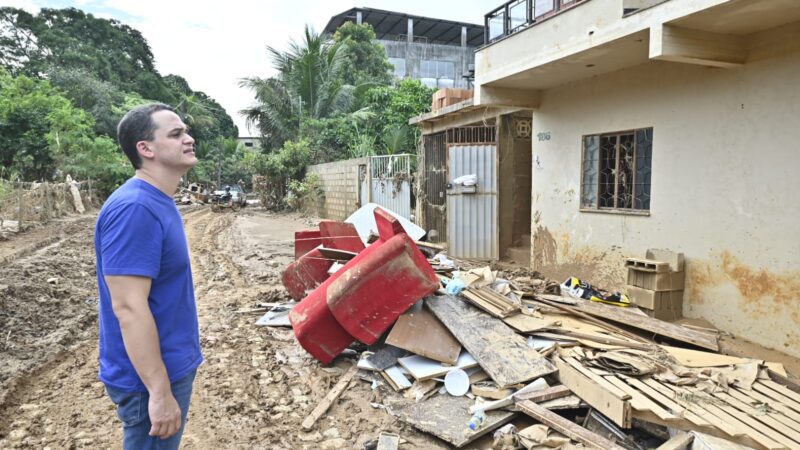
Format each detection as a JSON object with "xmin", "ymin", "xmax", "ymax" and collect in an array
[
  {"xmin": 447, "ymin": 144, "xmax": 498, "ymax": 259},
  {"xmin": 370, "ymin": 154, "xmax": 412, "ymax": 219},
  {"xmin": 423, "ymin": 132, "xmax": 447, "ymax": 243}
]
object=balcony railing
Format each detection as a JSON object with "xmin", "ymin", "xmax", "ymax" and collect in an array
[{"xmin": 484, "ymin": 0, "xmax": 588, "ymax": 44}]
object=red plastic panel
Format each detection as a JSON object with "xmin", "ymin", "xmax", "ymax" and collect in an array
[
  {"xmin": 294, "ymin": 230, "xmax": 322, "ymax": 259},
  {"xmin": 319, "ymin": 221, "xmax": 366, "ymax": 254},
  {"xmin": 282, "ymin": 248, "xmax": 333, "ymax": 301}
]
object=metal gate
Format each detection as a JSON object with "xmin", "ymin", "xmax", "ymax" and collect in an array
[
  {"xmin": 370, "ymin": 154, "xmax": 413, "ymax": 219},
  {"xmin": 446, "ymin": 126, "xmax": 498, "ymax": 260},
  {"xmin": 422, "ymin": 132, "xmax": 447, "ymax": 243}
]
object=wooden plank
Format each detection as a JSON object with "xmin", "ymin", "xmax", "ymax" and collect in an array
[
  {"xmin": 714, "ymin": 391, "xmax": 800, "ymax": 447},
  {"xmin": 753, "ymin": 382, "xmax": 800, "ymax": 415},
  {"xmin": 537, "ymin": 295, "xmax": 719, "ymax": 351},
  {"xmin": 387, "ymin": 394, "xmax": 514, "ymax": 448},
  {"xmin": 768, "ymin": 370, "xmax": 800, "ymax": 395},
  {"xmin": 425, "ymin": 295, "xmax": 556, "ymax": 388},
  {"xmin": 503, "ymin": 313, "xmax": 557, "ymax": 333},
  {"xmin": 386, "ymin": 304, "xmax": 461, "ymax": 364},
  {"xmin": 731, "ymin": 386, "xmax": 800, "ymax": 425},
  {"xmin": 554, "ymin": 357, "xmax": 632, "ymax": 428},
  {"xmin": 622, "ymin": 377, "xmax": 714, "ymax": 428},
  {"xmin": 659, "ymin": 383, "xmax": 787, "ymax": 450},
  {"xmin": 762, "ymin": 380, "xmax": 800, "ymax": 406},
  {"xmin": 517, "ymin": 399, "xmax": 628, "ymax": 450},
  {"xmin": 604, "ymin": 375, "xmax": 676, "ymax": 421},
  {"xmin": 656, "ymin": 431, "xmax": 693, "ymax": 450},
  {"xmin": 302, "ymin": 364, "xmax": 358, "ymax": 430},
  {"xmin": 535, "ymin": 295, "xmax": 652, "ymax": 345},
  {"xmin": 562, "ymin": 357, "xmax": 631, "ymax": 400},
  {"xmin": 513, "ymin": 385, "xmax": 571, "ymax": 403}
]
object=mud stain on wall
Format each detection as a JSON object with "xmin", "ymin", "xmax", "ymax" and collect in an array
[
  {"xmin": 690, "ymin": 251, "xmax": 800, "ymax": 324},
  {"xmin": 532, "ymin": 225, "xmax": 557, "ymax": 268}
]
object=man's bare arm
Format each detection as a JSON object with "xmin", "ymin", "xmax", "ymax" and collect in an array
[{"xmin": 105, "ymin": 275, "xmax": 182, "ymax": 439}]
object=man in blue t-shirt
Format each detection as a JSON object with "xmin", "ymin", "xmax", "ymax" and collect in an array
[{"xmin": 95, "ymin": 103, "xmax": 203, "ymax": 449}]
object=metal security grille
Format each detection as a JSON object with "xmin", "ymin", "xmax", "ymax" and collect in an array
[
  {"xmin": 446, "ymin": 125, "xmax": 497, "ymax": 144},
  {"xmin": 581, "ymin": 128, "xmax": 652, "ymax": 211},
  {"xmin": 423, "ymin": 132, "xmax": 447, "ymax": 243},
  {"xmin": 370, "ymin": 154, "xmax": 413, "ymax": 219}
]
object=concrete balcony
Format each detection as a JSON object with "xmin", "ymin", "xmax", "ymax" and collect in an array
[{"xmin": 475, "ymin": 0, "xmax": 800, "ymax": 107}]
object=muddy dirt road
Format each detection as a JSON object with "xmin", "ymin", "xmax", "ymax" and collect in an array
[{"xmin": 0, "ymin": 207, "xmax": 450, "ymax": 449}]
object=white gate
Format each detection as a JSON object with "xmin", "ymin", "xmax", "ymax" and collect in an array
[
  {"xmin": 370, "ymin": 154, "xmax": 413, "ymax": 219},
  {"xmin": 446, "ymin": 144, "xmax": 498, "ymax": 260}
]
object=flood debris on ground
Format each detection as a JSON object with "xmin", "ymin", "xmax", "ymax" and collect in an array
[{"xmin": 277, "ymin": 206, "xmax": 800, "ymax": 450}]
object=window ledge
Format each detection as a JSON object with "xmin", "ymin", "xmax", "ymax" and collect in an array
[{"xmin": 580, "ymin": 208, "xmax": 650, "ymax": 217}]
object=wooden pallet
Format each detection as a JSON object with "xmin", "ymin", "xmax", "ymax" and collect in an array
[{"xmin": 578, "ymin": 364, "xmax": 800, "ymax": 450}]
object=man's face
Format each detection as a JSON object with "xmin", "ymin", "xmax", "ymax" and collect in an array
[{"xmin": 145, "ymin": 110, "xmax": 197, "ymax": 172}]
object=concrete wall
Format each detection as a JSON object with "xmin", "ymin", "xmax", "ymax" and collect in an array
[
  {"xmin": 528, "ymin": 50, "xmax": 800, "ymax": 355},
  {"xmin": 383, "ymin": 40, "xmax": 475, "ymax": 89},
  {"xmin": 306, "ymin": 158, "xmax": 370, "ymax": 221}
]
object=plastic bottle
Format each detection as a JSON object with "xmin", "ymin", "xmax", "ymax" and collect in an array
[{"xmin": 467, "ymin": 410, "xmax": 486, "ymax": 431}]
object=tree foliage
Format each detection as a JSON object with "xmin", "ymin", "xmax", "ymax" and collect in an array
[{"xmin": 0, "ymin": 6, "xmax": 239, "ymax": 191}]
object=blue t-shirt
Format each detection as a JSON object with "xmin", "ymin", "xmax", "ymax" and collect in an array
[{"xmin": 94, "ymin": 178, "xmax": 203, "ymax": 392}]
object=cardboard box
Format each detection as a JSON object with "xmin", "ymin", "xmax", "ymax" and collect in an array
[
  {"xmin": 627, "ymin": 268, "xmax": 685, "ymax": 291},
  {"xmin": 626, "ymin": 285, "xmax": 683, "ymax": 310}
]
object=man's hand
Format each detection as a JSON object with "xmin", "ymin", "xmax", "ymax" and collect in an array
[{"xmin": 148, "ymin": 391, "xmax": 182, "ymax": 439}]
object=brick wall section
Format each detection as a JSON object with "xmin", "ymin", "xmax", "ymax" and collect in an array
[{"xmin": 306, "ymin": 157, "xmax": 370, "ymax": 220}]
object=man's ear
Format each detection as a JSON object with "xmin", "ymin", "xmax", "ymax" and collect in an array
[{"xmin": 136, "ymin": 141, "xmax": 155, "ymax": 161}]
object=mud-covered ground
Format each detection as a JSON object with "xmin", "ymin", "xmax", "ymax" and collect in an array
[
  {"xmin": 1, "ymin": 207, "xmax": 798, "ymax": 450},
  {"xmin": 0, "ymin": 207, "xmax": 458, "ymax": 449}
]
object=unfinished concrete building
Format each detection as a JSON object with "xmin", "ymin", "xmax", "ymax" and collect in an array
[
  {"xmin": 465, "ymin": 0, "xmax": 800, "ymax": 356},
  {"xmin": 324, "ymin": 7, "xmax": 484, "ymax": 89}
]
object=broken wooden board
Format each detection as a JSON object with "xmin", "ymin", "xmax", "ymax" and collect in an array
[
  {"xmin": 386, "ymin": 394, "xmax": 515, "ymax": 448},
  {"xmin": 517, "ymin": 399, "xmax": 628, "ymax": 450},
  {"xmin": 656, "ymin": 431, "xmax": 694, "ymax": 450},
  {"xmin": 503, "ymin": 313, "xmax": 557, "ymax": 333},
  {"xmin": 536, "ymin": 295, "xmax": 719, "ymax": 351},
  {"xmin": 386, "ymin": 303, "xmax": 461, "ymax": 364},
  {"xmin": 397, "ymin": 351, "xmax": 477, "ymax": 381},
  {"xmin": 662, "ymin": 345, "xmax": 758, "ymax": 368},
  {"xmin": 460, "ymin": 287, "xmax": 519, "ymax": 318},
  {"xmin": 554, "ymin": 357, "xmax": 632, "ymax": 428},
  {"xmin": 302, "ymin": 364, "xmax": 358, "ymax": 430},
  {"xmin": 426, "ymin": 295, "xmax": 556, "ymax": 388},
  {"xmin": 514, "ymin": 385, "xmax": 572, "ymax": 403}
]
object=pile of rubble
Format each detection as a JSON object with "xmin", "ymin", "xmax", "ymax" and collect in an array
[{"xmin": 262, "ymin": 205, "xmax": 800, "ymax": 450}]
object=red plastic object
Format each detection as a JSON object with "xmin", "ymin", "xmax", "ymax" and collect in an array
[
  {"xmin": 319, "ymin": 221, "xmax": 365, "ymax": 254},
  {"xmin": 288, "ymin": 290, "xmax": 355, "ymax": 364},
  {"xmin": 290, "ymin": 208, "xmax": 438, "ymax": 363},
  {"xmin": 327, "ymin": 211, "xmax": 439, "ymax": 344},
  {"xmin": 294, "ymin": 230, "xmax": 322, "ymax": 259},
  {"xmin": 282, "ymin": 248, "xmax": 334, "ymax": 301}
]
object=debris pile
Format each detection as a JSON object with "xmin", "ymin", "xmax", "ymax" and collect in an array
[{"xmin": 264, "ymin": 205, "xmax": 800, "ymax": 450}]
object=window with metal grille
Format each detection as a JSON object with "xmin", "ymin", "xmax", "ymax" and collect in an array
[{"xmin": 581, "ymin": 128, "xmax": 652, "ymax": 212}]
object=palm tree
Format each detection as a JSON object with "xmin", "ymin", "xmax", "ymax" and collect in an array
[{"xmin": 240, "ymin": 25, "xmax": 354, "ymax": 151}]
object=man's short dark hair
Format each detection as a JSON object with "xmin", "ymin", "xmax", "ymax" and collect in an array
[{"xmin": 117, "ymin": 103, "xmax": 176, "ymax": 169}]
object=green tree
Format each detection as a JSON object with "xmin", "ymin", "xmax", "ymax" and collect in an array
[
  {"xmin": 241, "ymin": 25, "xmax": 354, "ymax": 151},
  {"xmin": 0, "ymin": 69, "xmax": 130, "ymax": 189},
  {"xmin": 47, "ymin": 67, "xmax": 126, "ymax": 137},
  {"xmin": 363, "ymin": 78, "xmax": 433, "ymax": 155},
  {"xmin": 332, "ymin": 22, "xmax": 392, "ymax": 107}
]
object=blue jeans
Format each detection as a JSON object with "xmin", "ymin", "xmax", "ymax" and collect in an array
[{"xmin": 105, "ymin": 369, "xmax": 197, "ymax": 450}]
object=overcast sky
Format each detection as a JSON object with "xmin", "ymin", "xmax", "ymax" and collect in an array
[{"xmin": 3, "ymin": 0, "xmax": 499, "ymax": 135}]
